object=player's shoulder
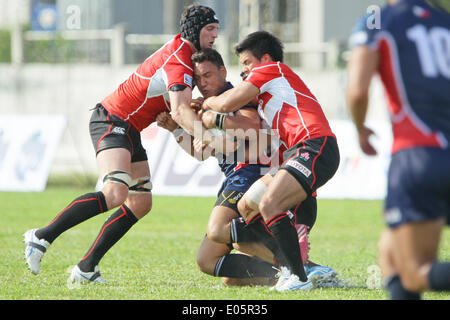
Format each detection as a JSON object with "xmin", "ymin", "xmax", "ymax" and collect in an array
[
  {"xmin": 250, "ymin": 62, "xmax": 280, "ymax": 74},
  {"xmin": 246, "ymin": 62, "xmax": 282, "ymax": 82},
  {"xmin": 161, "ymin": 34, "xmax": 193, "ymax": 60},
  {"xmin": 144, "ymin": 34, "xmax": 192, "ymax": 62},
  {"xmin": 349, "ymin": 3, "xmax": 397, "ymax": 48}
]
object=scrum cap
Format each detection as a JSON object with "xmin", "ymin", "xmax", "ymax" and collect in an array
[{"xmin": 180, "ymin": 4, "xmax": 219, "ymax": 50}]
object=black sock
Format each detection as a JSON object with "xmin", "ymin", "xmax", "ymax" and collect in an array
[
  {"xmin": 77, "ymin": 204, "xmax": 138, "ymax": 272},
  {"xmin": 386, "ymin": 275, "xmax": 421, "ymax": 300},
  {"xmin": 267, "ymin": 212, "xmax": 307, "ymax": 281},
  {"xmin": 214, "ymin": 253, "xmax": 278, "ymax": 278},
  {"xmin": 240, "ymin": 214, "xmax": 287, "ymax": 267},
  {"xmin": 35, "ymin": 192, "xmax": 108, "ymax": 243},
  {"xmin": 428, "ymin": 261, "xmax": 450, "ymax": 291},
  {"xmin": 231, "ymin": 216, "xmax": 268, "ymax": 243}
]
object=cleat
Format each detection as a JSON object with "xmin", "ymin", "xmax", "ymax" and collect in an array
[
  {"xmin": 69, "ymin": 265, "xmax": 106, "ymax": 284},
  {"xmin": 24, "ymin": 229, "xmax": 50, "ymax": 275},
  {"xmin": 276, "ymin": 273, "xmax": 314, "ymax": 291},
  {"xmin": 270, "ymin": 266, "xmax": 291, "ymax": 291},
  {"xmin": 306, "ymin": 265, "xmax": 340, "ymax": 287}
]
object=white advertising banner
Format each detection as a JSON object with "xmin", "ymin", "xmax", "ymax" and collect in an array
[
  {"xmin": 0, "ymin": 115, "xmax": 66, "ymax": 191},
  {"xmin": 318, "ymin": 120, "xmax": 392, "ymax": 199},
  {"xmin": 141, "ymin": 125, "xmax": 225, "ymax": 197},
  {"xmin": 141, "ymin": 120, "xmax": 392, "ymax": 200}
]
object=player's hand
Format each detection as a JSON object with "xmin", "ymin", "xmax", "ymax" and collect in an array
[
  {"xmin": 201, "ymin": 110, "xmax": 217, "ymax": 129},
  {"xmin": 202, "ymin": 97, "xmax": 213, "ymax": 111},
  {"xmin": 193, "ymin": 137, "xmax": 207, "ymax": 154},
  {"xmin": 156, "ymin": 112, "xmax": 179, "ymax": 132},
  {"xmin": 357, "ymin": 126, "xmax": 377, "ymax": 156},
  {"xmin": 191, "ymin": 97, "xmax": 204, "ymax": 112}
]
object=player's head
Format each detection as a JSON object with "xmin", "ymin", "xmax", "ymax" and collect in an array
[
  {"xmin": 235, "ymin": 31, "xmax": 284, "ymax": 77},
  {"xmin": 192, "ymin": 48, "xmax": 227, "ymax": 98},
  {"xmin": 180, "ymin": 4, "xmax": 219, "ymax": 51}
]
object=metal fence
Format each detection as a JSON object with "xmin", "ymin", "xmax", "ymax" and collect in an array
[{"xmin": 9, "ymin": 23, "xmax": 342, "ymax": 69}]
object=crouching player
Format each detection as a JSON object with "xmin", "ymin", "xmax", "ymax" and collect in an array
[{"xmin": 157, "ymin": 48, "xmax": 339, "ymax": 288}]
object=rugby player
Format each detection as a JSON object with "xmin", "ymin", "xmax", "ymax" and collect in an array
[
  {"xmin": 157, "ymin": 48, "xmax": 337, "ymax": 288},
  {"xmin": 23, "ymin": 4, "xmax": 220, "ymax": 283},
  {"xmin": 202, "ymin": 32, "xmax": 340, "ymax": 291},
  {"xmin": 347, "ymin": 0, "xmax": 450, "ymax": 299}
]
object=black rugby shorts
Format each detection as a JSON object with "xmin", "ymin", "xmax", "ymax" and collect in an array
[
  {"xmin": 274, "ymin": 136, "xmax": 340, "ymax": 196},
  {"xmin": 89, "ymin": 104, "xmax": 148, "ymax": 163}
]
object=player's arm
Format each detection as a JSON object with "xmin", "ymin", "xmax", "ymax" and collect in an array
[
  {"xmin": 224, "ymin": 108, "xmax": 261, "ymax": 132},
  {"xmin": 156, "ymin": 111, "xmax": 213, "ymax": 161},
  {"xmin": 156, "ymin": 111, "xmax": 194, "ymax": 156},
  {"xmin": 202, "ymin": 107, "xmax": 261, "ymax": 134},
  {"xmin": 169, "ymin": 87, "xmax": 214, "ymax": 144},
  {"xmin": 346, "ymin": 45, "xmax": 379, "ymax": 156},
  {"xmin": 202, "ymin": 82, "xmax": 260, "ymax": 114}
]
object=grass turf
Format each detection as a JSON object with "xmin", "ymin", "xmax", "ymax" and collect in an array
[{"xmin": 1, "ymin": 188, "xmax": 449, "ymax": 300}]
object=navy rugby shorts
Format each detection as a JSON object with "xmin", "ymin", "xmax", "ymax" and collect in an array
[
  {"xmin": 89, "ymin": 104, "xmax": 148, "ymax": 163},
  {"xmin": 216, "ymin": 164, "xmax": 317, "ymax": 230},
  {"xmin": 215, "ymin": 164, "xmax": 267, "ymax": 212},
  {"xmin": 384, "ymin": 147, "xmax": 450, "ymax": 228}
]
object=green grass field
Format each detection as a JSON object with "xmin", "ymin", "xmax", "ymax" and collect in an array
[{"xmin": 1, "ymin": 187, "xmax": 449, "ymax": 301}]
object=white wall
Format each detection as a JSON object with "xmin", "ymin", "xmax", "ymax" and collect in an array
[{"xmin": 0, "ymin": 63, "xmax": 389, "ymax": 176}]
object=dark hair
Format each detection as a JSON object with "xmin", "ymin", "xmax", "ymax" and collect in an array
[
  {"xmin": 180, "ymin": 4, "xmax": 219, "ymax": 50},
  {"xmin": 235, "ymin": 31, "xmax": 284, "ymax": 62},
  {"xmin": 191, "ymin": 48, "xmax": 225, "ymax": 69}
]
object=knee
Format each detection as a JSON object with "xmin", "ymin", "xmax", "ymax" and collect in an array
[
  {"xmin": 125, "ymin": 193, "xmax": 152, "ymax": 219},
  {"xmin": 206, "ymin": 225, "xmax": 222, "ymax": 243},
  {"xmin": 237, "ymin": 198, "xmax": 254, "ymax": 219},
  {"xmin": 196, "ymin": 250, "xmax": 214, "ymax": 275},
  {"xmin": 259, "ymin": 195, "xmax": 277, "ymax": 219},
  {"xmin": 237, "ymin": 198, "xmax": 247, "ymax": 216},
  {"xmin": 399, "ymin": 269, "xmax": 426, "ymax": 293},
  {"xmin": 102, "ymin": 183, "xmax": 129, "ymax": 209}
]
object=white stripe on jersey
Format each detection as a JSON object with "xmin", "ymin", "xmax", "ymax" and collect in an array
[
  {"xmin": 133, "ymin": 72, "xmax": 152, "ymax": 80},
  {"xmin": 258, "ymin": 63, "xmax": 311, "ymax": 139},
  {"xmin": 123, "ymin": 38, "xmax": 191, "ymax": 121},
  {"xmin": 251, "ymin": 63, "xmax": 280, "ymax": 72},
  {"xmin": 174, "ymin": 52, "xmax": 193, "ymax": 72},
  {"xmin": 293, "ymin": 89, "xmax": 319, "ymax": 104}
]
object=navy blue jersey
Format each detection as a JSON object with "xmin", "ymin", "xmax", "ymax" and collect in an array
[
  {"xmin": 349, "ymin": 0, "xmax": 450, "ymax": 153},
  {"xmin": 214, "ymin": 82, "xmax": 269, "ymax": 179}
]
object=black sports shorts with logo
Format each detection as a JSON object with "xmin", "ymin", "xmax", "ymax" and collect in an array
[
  {"xmin": 89, "ymin": 104, "xmax": 148, "ymax": 163},
  {"xmin": 272, "ymin": 136, "xmax": 340, "ymax": 197}
]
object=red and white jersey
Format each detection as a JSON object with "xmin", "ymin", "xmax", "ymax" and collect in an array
[
  {"xmin": 245, "ymin": 62, "xmax": 335, "ymax": 154},
  {"xmin": 102, "ymin": 34, "xmax": 194, "ymax": 132}
]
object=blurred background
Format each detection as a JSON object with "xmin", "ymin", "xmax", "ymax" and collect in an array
[{"xmin": 0, "ymin": 0, "xmax": 391, "ymax": 198}]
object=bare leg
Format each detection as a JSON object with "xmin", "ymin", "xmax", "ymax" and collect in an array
[{"xmin": 390, "ymin": 219, "xmax": 444, "ymax": 292}]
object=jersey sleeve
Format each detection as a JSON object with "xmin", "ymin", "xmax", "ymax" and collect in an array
[
  {"xmin": 163, "ymin": 46, "xmax": 194, "ymax": 90},
  {"xmin": 348, "ymin": 6, "xmax": 397, "ymax": 51},
  {"xmin": 244, "ymin": 67, "xmax": 271, "ymax": 92},
  {"xmin": 348, "ymin": 14, "xmax": 382, "ymax": 50}
]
